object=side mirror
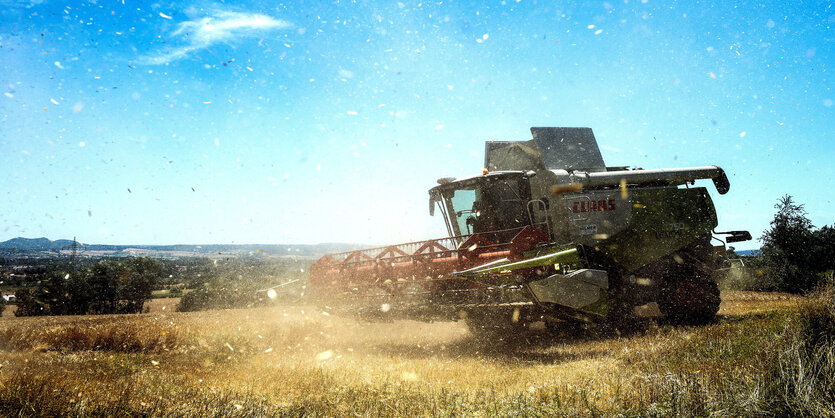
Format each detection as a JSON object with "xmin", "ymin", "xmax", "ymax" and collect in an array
[{"xmin": 717, "ymin": 230, "xmax": 752, "ymax": 243}]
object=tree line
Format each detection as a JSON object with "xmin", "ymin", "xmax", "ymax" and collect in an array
[
  {"xmin": 5, "ymin": 255, "xmax": 310, "ymax": 315},
  {"xmin": 15, "ymin": 257, "xmax": 162, "ymax": 316}
]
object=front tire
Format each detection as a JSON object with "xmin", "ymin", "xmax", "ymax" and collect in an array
[{"xmin": 658, "ymin": 271, "xmax": 720, "ymax": 325}]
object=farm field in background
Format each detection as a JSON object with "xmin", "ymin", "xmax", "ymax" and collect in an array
[{"xmin": 0, "ymin": 292, "xmax": 814, "ymax": 415}]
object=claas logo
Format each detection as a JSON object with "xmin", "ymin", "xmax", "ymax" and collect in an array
[{"xmin": 572, "ymin": 199, "xmax": 616, "ymax": 213}]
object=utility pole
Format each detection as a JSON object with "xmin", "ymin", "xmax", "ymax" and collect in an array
[
  {"xmin": 61, "ymin": 237, "xmax": 83, "ymax": 266},
  {"xmin": 70, "ymin": 236, "xmax": 78, "ymax": 265}
]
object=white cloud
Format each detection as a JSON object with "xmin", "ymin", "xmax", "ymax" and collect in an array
[
  {"xmin": 140, "ymin": 10, "xmax": 292, "ymax": 65},
  {"xmin": 0, "ymin": 0, "xmax": 45, "ymax": 7}
]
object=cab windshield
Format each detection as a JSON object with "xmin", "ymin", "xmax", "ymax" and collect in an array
[{"xmin": 438, "ymin": 175, "xmax": 530, "ymax": 240}]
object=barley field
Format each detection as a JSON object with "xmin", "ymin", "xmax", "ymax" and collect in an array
[{"xmin": 0, "ymin": 291, "xmax": 827, "ymax": 416}]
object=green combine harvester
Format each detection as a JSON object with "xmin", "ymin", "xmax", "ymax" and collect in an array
[{"xmin": 311, "ymin": 127, "xmax": 751, "ymax": 335}]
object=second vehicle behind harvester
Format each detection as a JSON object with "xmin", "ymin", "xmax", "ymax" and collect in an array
[{"xmin": 310, "ymin": 127, "xmax": 751, "ymax": 334}]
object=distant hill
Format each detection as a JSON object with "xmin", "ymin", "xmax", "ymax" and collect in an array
[
  {"xmin": 0, "ymin": 237, "xmax": 77, "ymax": 251},
  {"xmin": 0, "ymin": 237, "xmax": 367, "ymax": 258}
]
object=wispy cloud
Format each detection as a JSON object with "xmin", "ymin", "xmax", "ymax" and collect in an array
[
  {"xmin": 140, "ymin": 10, "xmax": 292, "ymax": 65},
  {"xmin": 0, "ymin": 0, "xmax": 45, "ymax": 8}
]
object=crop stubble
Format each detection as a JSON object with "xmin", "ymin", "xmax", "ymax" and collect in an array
[{"xmin": 0, "ymin": 291, "xmax": 807, "ymax": 415}]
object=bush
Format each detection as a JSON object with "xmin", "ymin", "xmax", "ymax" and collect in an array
[
  {"xmin": 0, "ymin": 317, "xmax": 181, "ymax": 353},
  {"xmin": 175, "ymin": 279, "xmax": 270, "ymax": 312},
  {"xmin": 764, "ymin": 279, "xmax": 835, "ymax": 415}
]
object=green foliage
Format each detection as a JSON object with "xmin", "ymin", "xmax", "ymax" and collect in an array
[
  {"xmin": 119, "ymin": 257, "xmax": 162, "ymax": 313},
  {"xmin": 176, "ymin": 279, "xmax": 268, "ymax": 312},
  {"xmin": 814, "ymin": 226, "xmax": 835, "ymax": 272},
  {"xmin": 14, "ymin": 257, "xmax": 162, "ymax": 317},
  {"xmin": 736, "ymin": 195, "xmax": 835, "ymax": 294},
  {"xmin": 176, "ymin": 258, "xmax": 309, "ymax": 312},
  {"xmin": 154, "ymin": 258, "xmax": 217, "ymax": 289},
  {"xmin": 10, "ymin": 255, "xmax": 308, "ymax": 315},
  {"xmin": 13, "ymin": 270, "xmax": 89, "ymax": 316},
  {"xmin": 87, "ymin": 260, "xmax": 121, "ymax": 314},
  {"xmin": 168, "ymin": 286, "xmax": 184, "ymax": 298},
  {"xmin": 12, "ymin": 288, "xmax": 42, "ymax": 316},
  {"xmin": 758, "ymin": 195, "xmax": 817, "ymax": 293}
]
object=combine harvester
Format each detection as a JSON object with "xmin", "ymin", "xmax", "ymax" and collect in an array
[{"xmin": 310, "ymin": 127, "xmax": 751, "ymax": 335}]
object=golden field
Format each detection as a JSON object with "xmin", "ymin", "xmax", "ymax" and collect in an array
[{"xmin": 0, "ymin": 291, "xmax": 819, "ymax": 416}]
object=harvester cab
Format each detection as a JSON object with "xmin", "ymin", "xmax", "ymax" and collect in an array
[
  {"xmin": 310, "ymin": 127, "xmax": 751, "ymax": 334},
  {"xmin": 429, "ymin": 170, "xmax": 535, "ymax": 243}
]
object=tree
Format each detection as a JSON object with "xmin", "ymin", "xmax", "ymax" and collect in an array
[
  {"xmin": 87, "ymin": 258, "xmax": 161, "ymax": 314},
  {"xmin": 759, "ymin": 195, "xmax": 819, "ymax": 293},
  {"xmin": 88, "ymin": 260, "xmax": 121, "ymax": 314},
  {"xmin": 118, "ymin": 257, "xmax": 162, "ymax": 313},
  {"xmin": 14, "ymin": 287, "xmax": 46, "ymax": 316},
  {"xmin": 65, "ymin": 271, "xmax": 92, "ymax": 315},
  {"xmin": 813, "ymin": 225, "xmax": 835, "ymax": 273},
  {"xmin": 40, "ymin": 270, "xmax": 71, "ymax": 315}
]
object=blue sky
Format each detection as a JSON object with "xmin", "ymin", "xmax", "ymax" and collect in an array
[{"xmin": 0, "ymin": 0, "xmax": 832, "ymax": 249}]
